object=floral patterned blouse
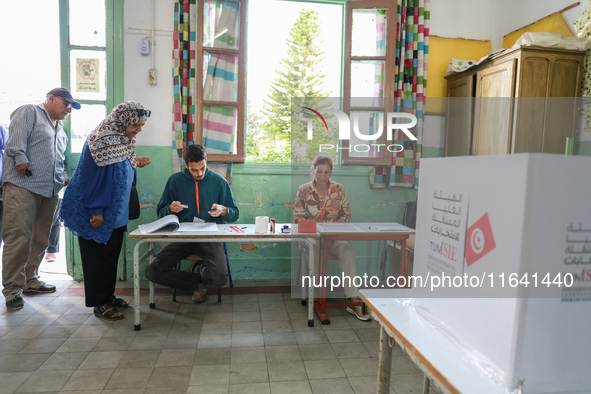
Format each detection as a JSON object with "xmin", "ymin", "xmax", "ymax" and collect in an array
[{"xmin": 294, "ymin": 180, "xmax": 352, "ymax": 223}]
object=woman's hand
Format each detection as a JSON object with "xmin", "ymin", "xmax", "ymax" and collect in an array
[
  {"xmin": 90, "ymin": 214, "xmax": 104, "ymax": 228},
  {"xmin": 137, "ymin": 157, "xmax": 151, "ymax": 168}
]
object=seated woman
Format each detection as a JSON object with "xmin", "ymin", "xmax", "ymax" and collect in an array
[
  {"xmin": 294, "ymin": 154, "xmax": 370, "ymax": 321},
  {"xmin": 62, "ymin": 101, "xmax": 151, "ymax": 321}
]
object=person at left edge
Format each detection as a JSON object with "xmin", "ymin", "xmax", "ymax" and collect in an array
[
  {"xmin": 2, "ymin": 88, "xmax": 79, "ymax": 310},
  {"xmin": 61, "ymin": 101, "xmax": 151, "ymax": 321}
]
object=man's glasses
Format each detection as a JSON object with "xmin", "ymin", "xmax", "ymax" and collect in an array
[
  {"xmin": 58, "ymin": 97, "xmax": 74, "ymax": 109},
  {"xmin": 123, "ymin": 109, "xmax": 151, "ymax": 118}
]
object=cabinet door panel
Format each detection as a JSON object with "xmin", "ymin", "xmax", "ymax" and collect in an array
[
  {"xmin": 445, "ymin": 75, "xmax": 474, "ymax": 157},
  {"xmin": 473, "ymin": 59, "xmax": 516, "ymax": 155}
]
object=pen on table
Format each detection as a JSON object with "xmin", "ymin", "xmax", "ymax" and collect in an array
[{"xmin": 241, "ymin": 227, "xmax": 247, "ymax": 229}]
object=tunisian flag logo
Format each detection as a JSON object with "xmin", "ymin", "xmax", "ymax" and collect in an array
[{"xmin": 465, "ymin": 213, "xmax": 496, "ymax": 267}]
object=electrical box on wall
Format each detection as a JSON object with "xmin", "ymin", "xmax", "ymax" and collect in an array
[{"xmin": 139, "ymin": 39, "xmax": 150, "ymax": 56}]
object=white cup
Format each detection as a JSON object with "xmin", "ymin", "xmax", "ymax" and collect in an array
[{"xmin": 255, "ymin": 216, "xmax": 269, "ymax": 233}]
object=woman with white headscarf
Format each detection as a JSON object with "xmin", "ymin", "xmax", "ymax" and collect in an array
[{"xmin": 62, "ymin": 101, "xmax": 151, "ymax": 321}]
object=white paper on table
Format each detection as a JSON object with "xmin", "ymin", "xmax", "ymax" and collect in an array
[
  {"xmin": 374, "ymin": 224, "xmax": 410, "ymax": 231},
  {"xmin": 317, "ymin": 223, "xmax": 361, "ymax": 232},
  {"xmin": 175, "ymin": 222, "xmax": 219, "ymax": 232}
]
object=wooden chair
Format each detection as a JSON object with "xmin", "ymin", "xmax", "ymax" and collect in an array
[{"xmin": 172, "ymin": 243, "xmax": 233, "ymax": 303}]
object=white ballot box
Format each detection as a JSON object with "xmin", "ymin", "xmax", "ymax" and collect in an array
[{"xmin": 411, "ymin": 154, "xmax": 591, "ymax": 394}]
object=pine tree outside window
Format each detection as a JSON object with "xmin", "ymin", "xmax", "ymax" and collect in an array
[{"xmin": 194, "ymin": 0, "xmax": 396, "ymax": 164}]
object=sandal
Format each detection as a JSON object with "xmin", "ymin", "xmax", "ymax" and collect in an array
[
  {"xmin": 111, "ymin": 296, "xmax": 129, "ymax": 308},
  {"xmin": 94, "ymin": 303, "xmax": 124, "ymax": 321}
]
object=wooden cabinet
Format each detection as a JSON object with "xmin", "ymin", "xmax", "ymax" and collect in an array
[{"xmin": 444, "ymin": 46, "xmax": 584, "ymax": 156}]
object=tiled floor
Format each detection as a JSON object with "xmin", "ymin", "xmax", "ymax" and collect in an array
[{"xmin": 0, "ymin": 260, "xmax": 430, "ymax": 394}]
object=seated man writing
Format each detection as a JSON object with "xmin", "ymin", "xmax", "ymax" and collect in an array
[{"xmin": 145, "ymin": 144, "xmax": 239, "ymax": 303}]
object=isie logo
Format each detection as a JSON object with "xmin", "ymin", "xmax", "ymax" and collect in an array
[{"xmin": 301, "ymin": 107, "xmax": 418, "ymax": 154}]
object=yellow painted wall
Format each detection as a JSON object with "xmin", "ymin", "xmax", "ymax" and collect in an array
[
  {"xmin": 426, "ymin": 36, "xmax": 491, "ymax": 114},
  {"xmin": 502, "ymin": 12, "xmax": 575, "ymax": 48}
]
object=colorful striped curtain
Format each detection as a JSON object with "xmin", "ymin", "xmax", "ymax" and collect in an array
[
  {"xmin": 172, "ymin": 0, "xmax": 196, "ymax": 172},
  {"xmin": 389, "ymin": 0, "xmax": 430, "ymax": 189},
  {"xmin": 202, "ymin": 0, "xmax": 240, "ymax": 154}
]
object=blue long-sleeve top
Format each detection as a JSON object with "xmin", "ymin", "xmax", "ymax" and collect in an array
[{"xmin": 62, "ymin": 142, "xmax": 135, "ymax": 244}]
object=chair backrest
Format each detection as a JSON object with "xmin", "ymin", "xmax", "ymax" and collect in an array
[{"xmin": 402, "ymin": 201, "xmax": 417, "ymax": 229}]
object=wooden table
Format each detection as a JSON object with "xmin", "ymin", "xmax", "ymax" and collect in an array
[
  {"xmin": 129, "ymin": 223, "xmax": 320, "ymax": 331},
  {"xmin": 314, "ymin": 222, "xmax": 414, "ymax": 324},
  {"xmin": 359, "ymin": 289, "xmax": 506, "ymax": 394}
]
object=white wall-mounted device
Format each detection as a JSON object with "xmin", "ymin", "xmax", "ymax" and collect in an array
[{"xmin": 139, "ymin": 39, "xmax": 150, "ymax": 56}]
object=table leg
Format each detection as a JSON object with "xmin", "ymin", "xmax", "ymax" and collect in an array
[
  {"xmin": 377, "ymin": 326, "xmax": 393, "ymax": 394},
  {"xmin": 314, "ymin": 237, "xmax": 330, "ymax": 325},
  {"xmin": 133, "ymin": 241, "xmax": 142, "ymax": 331},
  {"xmin": 306, "ymin": 240, "xmax": 315, "ymax": 327}
]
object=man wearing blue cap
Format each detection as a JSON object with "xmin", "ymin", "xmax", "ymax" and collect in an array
[{"xmin": 2, "ymin": 88, "xmax": 80, "ymax": 309}]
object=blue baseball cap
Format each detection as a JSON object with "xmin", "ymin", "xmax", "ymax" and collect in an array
[{"xmin": 47, "ymin": 88, "xmax": 81, "ymax": 110}]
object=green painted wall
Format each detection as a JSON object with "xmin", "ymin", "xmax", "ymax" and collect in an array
[{"xmin": 576, "ymin": 140, "xmax": 591, "ymax": 157}]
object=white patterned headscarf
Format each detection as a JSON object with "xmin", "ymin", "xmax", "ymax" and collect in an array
[{"xmin": 87, "ymin": 101, "xmax": 149, "ymax": 169}]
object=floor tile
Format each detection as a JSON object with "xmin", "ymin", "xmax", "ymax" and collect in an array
[
  {"xmin": 56, "ymin": 337, "xmax": 101, "ymax": 352},
  {"xmin": 0, "ymin": 372, "xmax": 33, "ymax": 393},
  {"xmin": 0, "ymin": 338, "xmax": 32, "ymax": 355},
  {"xmin": 92, "ymin": 336, "xmax": 135, "ymax": 352},
  {"xmin": 38, "ymin": 351, "xmax": 88, "ymax": 371},
  {"xmin": 269, "ymin": 380, "xmax": 312, "ymax": 394},
  {"xmin": 267, "ymin": 361, "xmax": 307, "ymax": 382},
  {"xmin": 309, "ymin": 377, "xmax": 354, "ymax": 394},
  {"xmin": 232, "ymin": 321, "xmax": 262, "ymax": 334},
  {"xmin": 294, "ymin": 331, "xmax": 328, "ymax": 345},
  {"xmin": 389, "ymin": 373, "xmax": 425, "ymax": 394},
  {"xmin": 324, "ymin": 329, "xmax": 360, "ymax": 344},
  {"xmin": 232, "ymin": 312, "xmax": 261, "ymax": 322},
  {"xmin": 261, "ymin": 320, "xmax": 292, "ymax": 333},
  {"xmin": 298, "ymin": 344, "xmax": 337, "ymax": 361},
  {"xmin": 18, "ymin": 338, "xmax": 66, "ymax": 353},
  {"xmin": 339, "ymin": 357, "xmax": 378, "ymax": 377},
  {"xmin": 304, "ymin": 359, "xmax": 346, "ymax": 380},
  {"xmin": 331, "ymin": 342, "xmax": 371, "ymax": 359},
  {"xmin": 156, "ymin": 348, "xmax": 196, "ymax": 367},
  {"xmin": 202, "ymin": 322, "xmax": 233, "ymax": 335},
  {"xmin": 263, "ymin": 332, "xmax": 297, "ymax": 346},
  {"xmin": 195, "ymin": 347, "xmax": 232, "ymax": 365},
  {"xmin": 147, "ymin": 366, "xmax": 192, "ymax": 388},
  {"xmin": 117, "ymin": 350, "xmax": 160, "ymax": 368},
  {"xmin": 187, "ymin": 385, "xmax": 229, "ymax": 394},
  {"xmin": 229, "ymin": 382, "xmax": 270, "ymax": 394},
  {"xmin": 61, "ymin": 368, "xmax": 113, "ymax": 391},
  {"xmin": 16, "ymin": 369, "xmax": 73, "ymax": 392},
  {"xmin": 79, "ymin": 351, "xmax": 125, "ymax": 369},
  {"xmin": 127, "ymin": 335, "xmax": 167, "ymax": 350},
  {"xmin": 35, "ymin": 325, "xmax": 79, "ymax": 339},
  {"xmin": 164, "ymin": 334, "xmax": 200, "ymax": 349},
  {"xmin": 0, "ymin": 353, "xmax": 52, "ymax": 372},
  {"xmin": 198, "ymin": 334, "xmax": 232, "ymax": 348},
  {"xmin": 231, "ymin": 333, "xmax": 264, "ymax": 347},
  {"xmin": 348, "ymin": 376, "xmax": 395, "ymax": 394},
  {"xmin": 231, "ymin": 347, "xmax": 266, "ymax": 364},
  {"xmin": 190, "ymin": 364, "xmax": 230, "ymax": 386},
  {"xmin": 229, "ymin": 363, "xmax": 268, "ymax": 384},
  {"xmin": 265, "ymin": 345, "xmax": 302, "ymax": 363},
  {"xmin": 103, "ymin": 366, "xmax": 154, "ymax": 390}
]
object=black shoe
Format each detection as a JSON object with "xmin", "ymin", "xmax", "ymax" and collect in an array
[
  {"xmin": 6, "ymin": 294, "xmax": 25, "ymax": 310},
  {"xmin": 24, "ymin": 282, "xmax": 56, "ymax": 294}
]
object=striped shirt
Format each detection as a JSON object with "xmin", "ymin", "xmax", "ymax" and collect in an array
[{"xmin": 3, "ymin": 103, "xmax": 68, "ymax": 198}]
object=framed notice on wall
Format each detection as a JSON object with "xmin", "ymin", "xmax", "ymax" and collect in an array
[{"xmin": 76, "ymin": 58, "xmax": 99, "ymax": 92}]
